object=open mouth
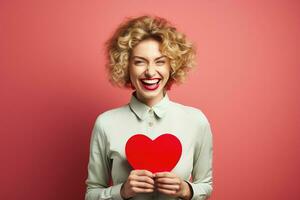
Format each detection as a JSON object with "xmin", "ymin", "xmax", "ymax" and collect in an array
[{"xmin": 140, "ymin": 78, "xmax": 161, "ymax": 90}]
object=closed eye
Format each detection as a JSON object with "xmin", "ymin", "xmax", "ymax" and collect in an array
[
  {"xmin": 134, "ymin": 60, "xmax": 146, "ymax": 65},
  {"xmin": 156, "ymin": 60, "xmax": 166, "ymax": 65}
]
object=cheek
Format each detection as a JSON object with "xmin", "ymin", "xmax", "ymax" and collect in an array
[
  {"xmin": 129, "ymin": 70, "xmax": 141, "ymax": 84},
  {"xmin": 162, "ymin": 69, "xmax": 171, "ymax": 80},
  {"xmin": 128, "ymin": 66, "xmax": 136, "ymax": 79},
  {"xmin": 130, "ymin": 67, "xmax": 145, "ymax": 78}
]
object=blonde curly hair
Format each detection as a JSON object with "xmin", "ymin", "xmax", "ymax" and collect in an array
[{"xmin": 105, "ymin": 15, "xmax": 196, "ymax": 89}]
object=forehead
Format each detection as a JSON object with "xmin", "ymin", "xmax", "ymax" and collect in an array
[{"xmin": 131, "ymin": 39, "xmax": 163, "ymax": 59}]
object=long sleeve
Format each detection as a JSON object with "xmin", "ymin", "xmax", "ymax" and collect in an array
[
  {"xmin": 187, "ymin": 121, "xmax": 213, "ymax": 200},
  {"xmin": 85, "ymin": 116, "xmax": 124, "ymax": 200}
]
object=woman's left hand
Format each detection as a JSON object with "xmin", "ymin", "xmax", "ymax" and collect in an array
[{"xmin": 154, "ymin": 172, "xmax": 192, "ymax": 200}]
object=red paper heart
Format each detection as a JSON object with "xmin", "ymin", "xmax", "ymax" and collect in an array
[{"xmin": 125, "ymin": 133, "xmax": 182, "ymax": 173}]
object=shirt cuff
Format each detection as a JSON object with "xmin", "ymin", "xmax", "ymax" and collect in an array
[
  {"xmin": 184, "ymin": 180, "xmax": 194, "ymax": 200},
  {"xmin": 185, "ymin": 181, "xmax": 207, "ymax": 200},
  {"xmin": 111, "ymin": 183, "xmax": 124, "ymax": 200}
]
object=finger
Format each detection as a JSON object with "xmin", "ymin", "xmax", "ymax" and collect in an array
[
  {"xmin": 131, "ymin": 175, "xmax": 155, "ymax": 185},
  {"xmin": 132, "ymin": 170, "xmax": 154, "ymax": 178},
  {"xmin": 157, "ymin": 187, "xmax": 177, "ymax": 196},
  {"xmin": 132, "ymin": 187, "xmax": 154, "ymax": 193},
  {"xmin": 155, "ymin": 172, "xmax": 176, "ymax": 178},
  {"xmin": 156, "ymin": 183, "xmax": 180, "ymax": 191},
  {"xmin": 155, "ymin": 177, "xmax": 181, "ymax": 185},
  {"xmin": 129, "ymin": 181, "xmax": 155, "ymax": 189}
]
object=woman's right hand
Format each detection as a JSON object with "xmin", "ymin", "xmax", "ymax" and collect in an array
[{"xmin": 120, "ymin": 170, "xmax": 155, "ymax": 199}]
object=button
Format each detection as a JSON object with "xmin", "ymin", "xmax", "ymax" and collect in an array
[{"xmin": 148, "ymin": 122, "xmax": 153, "ymax": 127}]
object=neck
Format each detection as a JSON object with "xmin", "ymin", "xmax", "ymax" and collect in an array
[{"xmin": 135, "ymin": 91, "xmax": 166, "ymax": 107}]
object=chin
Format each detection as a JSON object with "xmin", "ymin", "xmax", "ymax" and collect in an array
[
  {"xmin": 137, "ymin": 87, "xmax": 163, "ymax": 99},
  {"xmin": 140, "ymin": 91, "xmax": 160, "ymax": 99},
  {"xmin": 135, "ymin": 80, "xmax": 167, "ymax": 100}
]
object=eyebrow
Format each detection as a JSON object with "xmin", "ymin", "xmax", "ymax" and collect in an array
[{"xmin": 131, "ymin": 56, "xmax": 166, "ymax": 61}]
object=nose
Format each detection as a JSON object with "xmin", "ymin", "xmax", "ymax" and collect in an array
[{"xmin": 145, "ymin": 64, "xmax": 156, "ymax": 77}]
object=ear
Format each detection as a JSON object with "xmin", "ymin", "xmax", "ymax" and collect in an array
[
  {"xmin": 165, "ymin": 78, "xmax": 174, "ymax": 91},
  {"xmin": 125, "ymin": 72, "xmax": 135, "ymax": 90},
  {"xmin": 130, "ymin": 82, "xmax": 136, "ymax": 90}
]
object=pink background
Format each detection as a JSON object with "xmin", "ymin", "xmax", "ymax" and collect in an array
[{"xmin": 1, "ymin": 0, "xmax": 300, "ymax": 199}]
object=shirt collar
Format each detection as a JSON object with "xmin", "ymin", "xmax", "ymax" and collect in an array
[{"xmin": 129, "ymin": 92, "xmax": 171, "ymax": 120}]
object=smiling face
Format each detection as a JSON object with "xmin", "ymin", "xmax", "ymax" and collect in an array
[{"xmin": 129, "ymin": 38, "xmax": 171, "ymax": 107}]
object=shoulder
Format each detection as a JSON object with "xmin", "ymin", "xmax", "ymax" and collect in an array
[
  {"xmin": 169, "ymin": 101, "xmax": 213, "ymax": 141},
  {"xmin": 94, "ymin": 104, "xmax": 130, "ymax": 129},
  {"xmin": 169, "ymin": 101, "xmax": 210, "ymax": 126}
]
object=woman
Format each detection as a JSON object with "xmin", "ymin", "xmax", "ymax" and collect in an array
[{"xmin": 85, "ymin": 15, "xmax": 213, "ymax": 200}]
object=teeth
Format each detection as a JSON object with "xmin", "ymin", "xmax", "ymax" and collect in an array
[{"xmin": 141, "ymin": 79, "xmax": 160, "ymax": 84}]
